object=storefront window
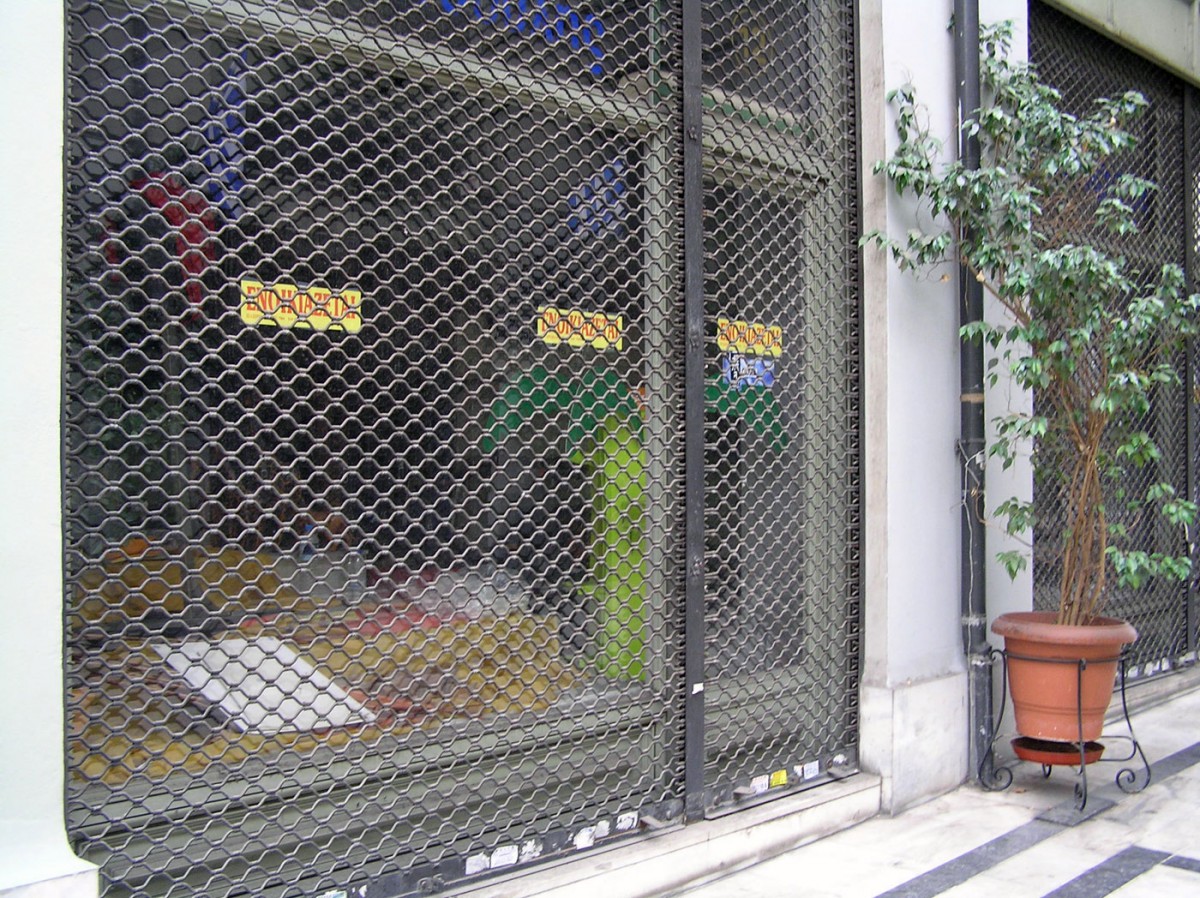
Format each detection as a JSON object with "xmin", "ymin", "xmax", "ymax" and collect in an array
[
  {"xmin": 64, "ymin": 2, "xmax": 860, "ymax": 894},
  {"xmin": 67, "ymin": 3, "xmax": 681, "ymax": 891}
]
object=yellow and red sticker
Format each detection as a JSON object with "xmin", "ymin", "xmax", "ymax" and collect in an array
[
  {"xmin": 240, "ymin": 280, "xmax": 364, "ymax": 334},
  {"xmin": 716, "ymin": 317, "xmax": 782, "ymax": 357},
  {"xmin": 536, "ymin": 306, "xmax": 623, "ymax": 351}
]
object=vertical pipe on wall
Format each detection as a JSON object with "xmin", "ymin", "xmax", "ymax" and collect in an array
[{"xmin": 953, "ymin": 0, "xmax": 993, "ymax": 782}]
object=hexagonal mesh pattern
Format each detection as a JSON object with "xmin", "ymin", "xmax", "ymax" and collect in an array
[
  {"xmin": 699, "ymin": 1, "xmax": 860, "ymax": 813},
  {"xmin": 63, "ymin": 1, "xmax": 862, "ymax": 894},
  {"xmin": 1029, "ymin": 3, "xmax": 1194, "ymax": 678},
  {"xmin": 64, "ymin": 2, "xmax": 687, "ymax": 895},
  {"xmin": 1191, "ymin": 85, "xmax": 1200, "ymax": 660}
]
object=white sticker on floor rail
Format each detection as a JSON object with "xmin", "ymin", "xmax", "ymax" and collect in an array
[
  {"xmin": 574, "ymin": 827, "xmax": 596, "ymax": 850},
  {"xmin": 492, "ymin": 844, "xmax": 519, "ymax": 868}
]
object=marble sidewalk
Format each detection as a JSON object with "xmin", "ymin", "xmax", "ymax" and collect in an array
[{"xmin": 674, "ymin": 679, "xmax": 1200, "ymax": 898}]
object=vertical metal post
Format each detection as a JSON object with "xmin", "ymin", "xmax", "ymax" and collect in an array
[
  {"xmin": 1185, "ymin": 85, "xmax": 1198, "ymax": 660},
  {"xmin": 953, "ymin": 0, "xmax": 992, "ymax": 782},
  {"xmin": 681, "ymin": 0, "xmax": 707, "ymax": 822}
]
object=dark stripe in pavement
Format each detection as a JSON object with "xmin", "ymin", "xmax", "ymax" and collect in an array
[
  {"xmin": 1149, "ymin": 740, "xmax": 1200, "ymax": 780},
  {"xmin": 872, "ymin": 739, "xmax": 1200, "ymax": 898},
  {"xmin": 1165, "ymin": 854, "xmax": 1200, "ymax": 874},
  {"xmin": 1042, "ymin": 846, "xmax": 1170, "ymax": 897},
  {"xmin": 872, "ymin": 820, "xmax": 1062, "ymax": 898}
]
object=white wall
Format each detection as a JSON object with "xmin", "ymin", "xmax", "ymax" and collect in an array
[
  {"xmin": 881, "ymin": 0, "xmax": 963, "ymax": 685},
  {"xmin": 978, "ymin": 10, "xmax": 1034, "ymax": 628},
  {"xmin": 860, "ymin": 0, "xmax": 1032, "ymax": 813},
  {"xmin": 0, "ymin": 3, "xmax": 97, "ymax": 895},
  {"xmin": 860, "ymin": 0, "xmax": 965, "ymax": 813}
]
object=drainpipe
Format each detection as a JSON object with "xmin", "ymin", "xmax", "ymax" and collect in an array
[{"xmin": 953, "ymin": 0, "xmax": 993, "ymax": 783}]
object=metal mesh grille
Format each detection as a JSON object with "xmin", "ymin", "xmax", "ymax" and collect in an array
[
  {"xmin": 64, "ymin": 3, "xmax": 687, "ymax": 895},
  {"xmin": 1029, "ymin": 2, "xmax": 1192, "ymax": 678},
  {"xmin": 1189, "ymin": 85, "xmax": 1200, "ymax": 661},
  {"xmin": 63, "ymin": 1, "xmax": 862, "ymax": 893},
  {"xmin": 699, "ymin": 1, "xmax": 860, "ymax": 812}
]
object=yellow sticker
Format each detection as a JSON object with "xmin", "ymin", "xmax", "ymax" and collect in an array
[
  {"xmin": 769, "ymin": 769, "xmax": 788, "ymax": 789},
  {"xmin": 716, "ymin": 317, "xmax": 782, "ymax": 357},
  {"xmin": 537, "ymin": 306, "xmax": 623, "ymax": 351},
  {"xmin": 240, "ymin": 280, "xmax": 363, "ymax": 333}
]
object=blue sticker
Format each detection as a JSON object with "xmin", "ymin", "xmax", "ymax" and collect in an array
[
  {"xmin": 439, "ymin": 0, "xmax": 607, "ymax": 77},
  {"xmin": 721, "ymin": 353, "xmax": 776, "ymax": 390},
  {"xmin": 568, "ymin": 157, "xmax": 630, "ymax": 238},
  {"xmin": 203, "ymin": 53, "xmax": 249, "ymax": 220}
]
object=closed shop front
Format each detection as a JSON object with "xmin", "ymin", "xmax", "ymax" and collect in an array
[{"xmin": 62, "ymin": 2, "xmax": 861, "ymax": 895}]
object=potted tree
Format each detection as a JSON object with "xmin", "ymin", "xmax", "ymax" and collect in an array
[{"xmin": 865, "ymin": 23, "xmax": 1200, "ymax": 753}]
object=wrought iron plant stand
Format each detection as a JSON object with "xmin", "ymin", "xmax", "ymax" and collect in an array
[{"xmin": 978, "ymin": 646, "xmax": 1151, "ymax": 811}]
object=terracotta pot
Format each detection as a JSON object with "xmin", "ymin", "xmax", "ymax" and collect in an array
[{"xmin": 990, "ymin": 611, "xmax": 1137, "ymax": 743}]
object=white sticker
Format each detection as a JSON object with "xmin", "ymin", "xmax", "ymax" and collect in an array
[
  {"xmin": 616, "ymin": 812, "xmax": 639, "ymax": 832},
  {"xmin": 520, "ymin": 839, "xmax": 543, "ymax": 862},
  {"xmin": 465, "ymin": 853, "xmax": 491, "ymax": 875},
  {"xmin": 574, "ymin": 827, "xmax": 596, "ymax": 850},
  {"xmin": 316, "ymin": 892, "xmax": 347, "ymax": 898},
  {"xmin": 691, "ymin": 682, "xmax": 704, "ymax": 694},
  {"xmin": 750, "ymin": 775, "xmax": 770, "ymax": 795},
  {"xmin": 803, "ymin": 761, "xmax": 820, "ymax": 780},
  {"xmin": 595, "ymin": 820, "xmax": 611, "ymax": 839},
  {"xmin": 491, "ymin": 845, "xmax": 519, "ymax": 868}
]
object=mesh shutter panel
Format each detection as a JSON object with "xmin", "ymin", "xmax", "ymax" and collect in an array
[
  {"xmin": 699, "ymin": 1, "xmax": 861, "ymax": 813},
  {"xmin": 1190, "ymin": 86, "xmax": 1200, "ymax": 660},
  {"xmin": 64, "ymin": 1, "xmax": 865, "ymax": 894},
  {"xmin": 63, "ymin": 3, "xmax": 687, "ymax": 896},
  {"xmin": 1030, "ymin": 2, "xmax": 1191, "ymax": 679}
]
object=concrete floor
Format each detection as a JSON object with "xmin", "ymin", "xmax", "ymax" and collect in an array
[{"xmin": 674, "ymin": 680, "xmax": 1200, "ymax": 898}]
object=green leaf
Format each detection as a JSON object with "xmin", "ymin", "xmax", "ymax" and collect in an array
[
  {"xmin": 996, "ymin": 550, "xmax": 1028, "ymax": 581},
  {"xmin": 873, "ymin": 22, "xmax": 1196, "ymax": 620}
]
